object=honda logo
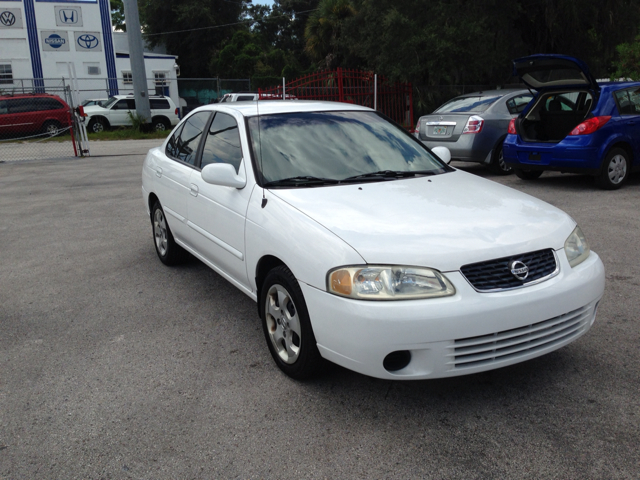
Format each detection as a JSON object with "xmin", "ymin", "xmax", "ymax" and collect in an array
[{"xmin": 59, "ymin": 9, "xmax": 78, "ymax": 24}]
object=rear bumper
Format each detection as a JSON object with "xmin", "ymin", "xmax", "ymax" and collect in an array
[
  {"xmin": 418, "ymin": 133, "xmax": 492, "ymax": 163},
  {"xmin": 503, "ymin": 134, "xmax": 602, "ymax": 171}
]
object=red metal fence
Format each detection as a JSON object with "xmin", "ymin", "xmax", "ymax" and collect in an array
[{"xmin": 258, "ymin": 68, "xmax": 414, "ymax": 129}]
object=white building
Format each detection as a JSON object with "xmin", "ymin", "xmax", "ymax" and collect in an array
[{"xmin": 0, "ymin": 0, "xmax": 179, "ymax": 106}]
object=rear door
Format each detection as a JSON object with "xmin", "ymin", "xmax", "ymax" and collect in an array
[
  {"xmin": 613, "ymin": 86, "xmax": 640, "ymax": 165},
  {"xmin": 513, "ymin": 54, "xmax": 599, "ymax": 92},
  {"xmin": 150, "ymin": 110, "xmax": 211, "ymax": 243}
]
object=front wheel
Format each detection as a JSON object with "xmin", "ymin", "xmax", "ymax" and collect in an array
[
  {"xmin": 260, "ymin": 266, "xmax": 324, "ymax": 380},
  {"xmin": 88, "ymin": 118, "xmax": 107, "ymax": 133},
  {"xmin": 515, "ymin": 169, "xmax": 543, "ymax": 180},
  {"xmin": 596, "ymin": 147, "xmax": 630, "ymax": 190}
]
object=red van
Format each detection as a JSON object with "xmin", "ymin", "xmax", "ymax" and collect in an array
[{"xmin": 0, "ymin": 93, "xmax": 71, "ymax": 136}]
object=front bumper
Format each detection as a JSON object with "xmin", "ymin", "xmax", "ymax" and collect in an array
[{"xmin": 302, "ymin": 250, "xmax": 605, "ymax": 380}]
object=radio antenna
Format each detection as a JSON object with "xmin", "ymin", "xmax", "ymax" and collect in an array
[{"xmin": 257, "ymin": 91, "xmax": 267, "ymax": 208}]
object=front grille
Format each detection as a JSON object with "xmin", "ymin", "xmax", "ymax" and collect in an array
[
  {"xmin": 450, "ymin": 305, "xmax": 592, "ymax": 370},
  {"xmin": 460, "ymin": 249, "xmax": 557, "ymax": 291}
]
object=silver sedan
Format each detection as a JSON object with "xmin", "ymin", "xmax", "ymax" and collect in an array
[{"xmin": 415, "ymin": 89, "xmax": 533, "ymax": 174}]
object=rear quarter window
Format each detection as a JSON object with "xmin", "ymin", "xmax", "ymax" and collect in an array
[{"xmin": 150, "ymin": 99, "xmax": 170, "ymax": 109}]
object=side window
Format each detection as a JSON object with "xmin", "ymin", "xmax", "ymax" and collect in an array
[
  {"xmin": 506, "ymin": 95, "xmax": 533, "ymax": 114},
  {"xmin": 7, "ymin": 98, "xmax": 36, "ymax": 114},
  {"xmin": 615, "ymin": 88, "xmax": 640, "ymax": 115},
  {"xmin": 166, "ymin": 111, "xmax": 210, "ymax": 165},
  {"xmin": 0, "ymin": 100, "xmax": 7, "ymax": 114},
  {"xmin": 150, "ymin": 99, "xmax": 170, "ymax": 110},
  {"xmin": 236, "ymin": 95, "xmax": 255, "ymax": 102},
  {"xmin": 200, "ymin": 112, "xmax": 242, "ymax": 172},
  {"xmin": 111, "ymin": 100, "xmax": 129, "ymax": 110},
  {"xmin": 127, "ymin": 99, "xmax": 136, "ymax": 110}
]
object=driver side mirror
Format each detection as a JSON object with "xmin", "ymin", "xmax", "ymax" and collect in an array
[
  {"xmin": 201, "ymin": 163, "xmax": 246, "ymax": 189},
  {"xmin": 431, "ymin": 146, "xmax": 451, "ymax": 164}
]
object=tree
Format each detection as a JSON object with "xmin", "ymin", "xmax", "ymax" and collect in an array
[
  {"xmin": 139, "ymin": 0, "xmax": 247, "ymax": 78},
  {"xmin": 613, "ymin": 33, "xmax": 640, "ymax": 80},
  {"xmin": 304, "ymin": 0, "xmax": 355, "ymax": 69},
  {"xmin": 110, "ymin": 0, "xmax": 125, "ymax": 31}
]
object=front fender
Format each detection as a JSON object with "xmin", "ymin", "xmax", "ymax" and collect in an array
[{"xmin": 245, "ymin": 189, "xmax": 365, "ymax": 292}]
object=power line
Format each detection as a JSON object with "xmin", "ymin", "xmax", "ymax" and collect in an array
[{"xmin": 143, "ymin": 8, "xmax": 319, "ymax": 37}]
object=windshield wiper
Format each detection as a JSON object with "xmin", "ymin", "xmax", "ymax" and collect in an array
[
  {"xmin": 341, "ymin": 170, "xmax": 436, "ymax": 183},
  {"xmin": 264, "ymin": 176, "xmax": 340, "ymax": 187}
]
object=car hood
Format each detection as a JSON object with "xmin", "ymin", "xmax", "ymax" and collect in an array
[
  {"xmin": 513, "ymin": 54, "xmax": 599, "ymax": 92},
  {"xmin": 83, "ymin": 105, "xmax": 109, "ymax": 114},
  {"xmin": 270, "ymin": 170, "xmax": 575, "ymax": 271}
]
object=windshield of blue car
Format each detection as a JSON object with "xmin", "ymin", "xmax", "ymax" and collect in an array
[
  {"xmin": 247, "ymin": 111, "xmax": 450, "ymax": 186},
  {"xmin": 435, "ymin": 95, "xmax": 500, "ymax": 113}
]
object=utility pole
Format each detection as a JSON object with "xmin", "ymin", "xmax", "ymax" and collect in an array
[{"xmin": 122, "ymin": 0, "xmax": 151, "ymax": 130}]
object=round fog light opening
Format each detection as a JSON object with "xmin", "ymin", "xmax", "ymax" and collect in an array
[{"xmin": 383, "ymin": 350, "xmax": 411, "ymax": 372}]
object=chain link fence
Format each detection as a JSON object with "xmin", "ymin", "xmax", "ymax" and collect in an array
[{"xmin": 0, "ymin": 78, "xmax": 81, "ymax": 162}]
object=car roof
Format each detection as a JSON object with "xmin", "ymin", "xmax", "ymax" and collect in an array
[
  {"xmin": 192, "ymin": 100, "xmax": 372, "ymax": 117},
  {"xmin": 454, "ymin": 89, "xmax": 531, "ymax": 98},
  {"xmin": 0, "ymin": 93, "xmax": 63, "ymax": 99}
]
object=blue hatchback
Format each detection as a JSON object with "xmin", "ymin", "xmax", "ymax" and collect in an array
[{"xmin": 503, "ymin": 54, "xmax": 640, "ymax": 189}]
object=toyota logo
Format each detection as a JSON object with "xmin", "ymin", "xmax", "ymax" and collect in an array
[
  {"xmin": 0, "ymin": 11, "xmax": 16, "ymax": 27},
  {"xmin": 509, "ymin": 260, "xmax": 529, "ymax": 281},
  {"xmin": 77, "ymin": 34, "xmax": 99, "ymax": 49}
]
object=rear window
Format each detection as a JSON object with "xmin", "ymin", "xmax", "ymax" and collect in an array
[{"xmin": 435, "ymin": 95, "xmax": 500, "ymax": 113}]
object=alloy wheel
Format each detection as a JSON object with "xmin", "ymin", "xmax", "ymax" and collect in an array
[
  {"xmin": 153, "ymin": 208, "xmax": 168, "ymax": 256},
  {"xmin": 265, "ymin": 284, "xmax": 302, "ymax": 364}
]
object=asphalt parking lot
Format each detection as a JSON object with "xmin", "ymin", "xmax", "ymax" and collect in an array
[{"xmin": 1, "ymin": 148, "xmax": 639, "ymax": 479}]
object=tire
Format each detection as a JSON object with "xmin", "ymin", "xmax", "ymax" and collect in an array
[
  {"xmin": 596, "ymin": 147, "xmax": 630, "ymax": 190},
  {"xmin": 42, "ymin": 120, "xmax": 61, "ymax": 136},
  {"xmin": 153, "ymin": 118, "xmax": 170, "ymax": 132},
  {"xmin": 88, "ymin": 117, "xmax": 107, "ymax": 133},
  {"xmin": 151, "ymin": 202, "xmax": 184, "ymax": 266},
  {"xmin": 260, "ymin": 266, "xmax": 324, "ymax": 380},
  {"xmin": 488, "ymin": 141, "xmax": 513, "ymax": 175},
  {"xmin": 515, "ymin": 169, "xmax": 543, "ymax": 180}
]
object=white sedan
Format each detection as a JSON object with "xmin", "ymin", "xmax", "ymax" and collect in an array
[{"xmin": 141, "ymin": 101, "xmax": 605, "ymax": 380}]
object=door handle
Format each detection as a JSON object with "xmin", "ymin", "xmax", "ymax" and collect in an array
[
  {"xmin": 190, "ymin": 184, "xmax": 199, "ymax": 197},
  {"xmin": 155, "ymin": 167, "xmax": 162, "ymax": 178}
]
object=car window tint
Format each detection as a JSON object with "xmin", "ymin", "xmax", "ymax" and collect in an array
[
  {"xmin": 37, "ymin": 98, "xmax": 64, "ymax": 111},
  {"xmin": 150, "ymin": 99, "xmax": 170, "ymax": 109},
  {"xmin": 615, "ymin": 88, "xmax": 640, "ymax": 115},
  {"xmin": 506, "ymin": 95, "xmax": 533, "ymax": 114},
  {"xmin": 167, "ymin": 111, "xmax": 210, "ymax": 165},
  {"xmin": 201, "ymin": 112, "xmax": 242, "ymax": 172},
  {"xmin": 127, "ymin": 99, "xmax": 136, "ymax": 109},
  {"xmin": 436, "ymin": 96, "xmax": 500, "ymax": 113},
  {"xmin": 7, "ymin": 98, "xmax": 36, "ymax": 114},
  {"xmin": 0, "ymin": 100, "xmax": 7, "ymax": 114},
  {"xmin": 236, "ymin": 95, "xmax": 255, "ymax": 102},
  {"xmin": 112, "ymin": 100, "xmax": 129, "ymax": 110}
]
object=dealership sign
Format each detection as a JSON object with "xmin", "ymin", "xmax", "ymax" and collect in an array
[{"xmin": 41, "ymin": 30, "xmax": 70, "ymax": 51}]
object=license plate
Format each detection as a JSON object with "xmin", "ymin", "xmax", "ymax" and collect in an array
[{"xmin": 432, "ymin": 126, "xmax": 448, "ymax": 135}]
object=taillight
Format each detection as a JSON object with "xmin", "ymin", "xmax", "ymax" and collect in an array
[
  {"xmin": 569, "ymin": 116, "xmax": 611, "ymax": 136},
  {"xmin": 462, "ymin": 115, "xmax": 484, "ymax": 134},
  {"xmin": 415, "ymin": 122, "xmax": 420, "ymax": 133},
  {"xmin": 175, "ymin": 108, "xmax": 179, "ymax": 115},
  {"xmin": 508, "ymin": 118, "xmax": 516, "ymax": 134}
]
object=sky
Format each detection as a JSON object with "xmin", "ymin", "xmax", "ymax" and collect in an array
[{"xmin": 252, "ymin": 0, "xmax": 275, "ymax": 5}]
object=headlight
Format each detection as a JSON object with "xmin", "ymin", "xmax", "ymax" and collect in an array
[
  {"xmin": 564, "ymin": 226, "xmax": 590, "ymax": 267},
  {"xmin": 327, "ymin": 265, "xmax": 455, "ymax": 300}
]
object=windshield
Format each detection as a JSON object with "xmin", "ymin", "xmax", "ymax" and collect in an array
[
  {"xmin": 435, "ymin": 95, "xmax": 500, "ymax": 113},
  {"xmin": 248, "ymin": 111, "xmax": 448, "ymax": 185},
  {"xmin": 101, "ymin": 97, "xmax": 118, "ymax": 109}
]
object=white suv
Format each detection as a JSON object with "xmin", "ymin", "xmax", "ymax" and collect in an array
[{"xmin": 83, "ymin": 95, "xmax": 180, "ymax": 133}]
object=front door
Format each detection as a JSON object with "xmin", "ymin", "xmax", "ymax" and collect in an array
[{"xmin": 187, "ymin": 111, "xmax": 251, "ymax": 287}]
